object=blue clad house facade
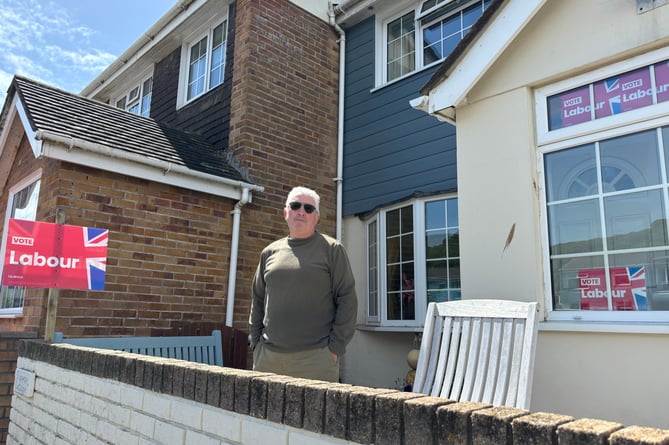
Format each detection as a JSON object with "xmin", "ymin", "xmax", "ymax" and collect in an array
[
  {"xmin": 341, "ymin": 16, "xmax": 457, "ymax": 216},
  {"xmin": 334, "ymin": 0, "xmax": 492, "ymax": 388}
]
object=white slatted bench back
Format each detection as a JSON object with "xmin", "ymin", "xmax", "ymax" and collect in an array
[
  {"xmin": 54, "ymin": 330, "xmax": 224, "ymax": 366},
  {"xmin": 413, "ymin": 299, "xmax": 538, "ymax": 410}
]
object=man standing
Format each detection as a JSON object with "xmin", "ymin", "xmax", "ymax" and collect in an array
[{"xmin": 249, "ymin": 186, "xmax": 357, "ymax": 382}]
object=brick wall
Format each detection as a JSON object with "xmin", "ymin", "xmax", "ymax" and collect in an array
[
  {"xmin": 0, "ymin": 336, "xmax": 30, "ymax": 445},
  {"xmin": 10, "ymin": 340, "xmax": 669, "ymax": 445},
  {"xmin": 51, "ymin": 162, "xmax": 237, "ymax": 337},
  {"xmin": 228, "ymin": 0, "xmax": 341, "ymax": 329},
  {"xmin": 1, "ymin": 135, "xmax": 239, "ymax": 339}
]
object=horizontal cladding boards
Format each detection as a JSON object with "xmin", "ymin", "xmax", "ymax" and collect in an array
[{"xmin": 342, "ymin": 17, "xmax": 457, "ymax": 216}]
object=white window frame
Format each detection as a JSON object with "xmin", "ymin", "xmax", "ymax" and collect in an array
[
  {"xmin": 177, "ymin": 11, "xmax": 229, "ymax": 108},
  {"xmin": 0, "ymin": 169, "xmax": 42, "ymax": 316},
  {"xmin": 365, "ymin": 194, "xmax": 459, "ymax": 328},
  {"xmin": 536, "ymin": 46, "xmax": 669, "ymax": 324},
  {"xmin": 366, "ymin": 217, "xmax": 380, "ymax": 323},
  {"xmin": 376, "ymin": 0, "xmax": 490, "ymax": 87}
]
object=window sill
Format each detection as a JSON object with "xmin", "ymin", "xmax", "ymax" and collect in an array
[
  {"xmin": 0, "ymin": 311, "xmax": 23, "ymax": 318},
  {"xmin": 356, "ymin": 324, "xmax": 423, "ymax": 333},
  {"xmin": 539, "ymin": 320, "xmax": 669, "ymax": 334}
]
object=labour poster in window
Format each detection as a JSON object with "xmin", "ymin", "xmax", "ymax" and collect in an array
[
  {"xmin": 547, "ymin": 85, "xmax": 593, "ymax": 130},
  {"xmin": 2, "ymin": 218, "xmax": 108, "ymax": 290},
  {"xmin": 593, "ymin": 67, "xmax": 653, "ymax": 119},
  {"xmin": 655, "ymin": 59, "xmax": 669, "ymax": 103},
  {"xmin": 578, "ymin": 266, "xmax": 647, "ymax": 310}
]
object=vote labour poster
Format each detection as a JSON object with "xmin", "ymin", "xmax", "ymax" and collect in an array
[
  {"xmin": 656, "ymin": 60, "xmax": 669, "ymax": 103},
  {"xmin": 578, "ymin": 266, "xmax": 647, "ymax": 311},
  {"xmin": 2, "ymin": 218, "xmax": 108, "ymax": 290},
  {"xmin": 593, "ymin": 67, "xmax": 653, "ymax": 119},
  {"xmin": 547, "ymin": 58, "xmax": 669, "ymax": 130},
  {"xmin": 548, "ymin": 85, "xmax": 592, "ymax": 130}
]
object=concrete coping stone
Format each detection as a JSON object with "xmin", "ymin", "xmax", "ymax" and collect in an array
[{"xmin": 17, "ymin": 339, "xmax": 669, "ymax": 445}]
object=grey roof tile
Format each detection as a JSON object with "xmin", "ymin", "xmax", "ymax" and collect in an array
[{"xmin": 11, "ymin": 76, "xmax": 247, "ymax": 182}]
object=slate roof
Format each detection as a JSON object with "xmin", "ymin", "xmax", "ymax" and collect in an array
[{"xmin": 9, "ymin": 76, "xmax": 247, "ymax": 182}]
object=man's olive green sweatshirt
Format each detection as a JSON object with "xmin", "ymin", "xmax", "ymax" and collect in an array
[{"xmin": 249, "ymin": 232, "xmax": 358, "ymax": 357}]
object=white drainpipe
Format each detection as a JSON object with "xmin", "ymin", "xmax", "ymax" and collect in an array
[
  {"xmin": 328, "ymin": 2, "xmax": 346, "ymax": 241},
  {"xmin": 226, "ymin": 186, "xmax": 250, "ymax": 327}
]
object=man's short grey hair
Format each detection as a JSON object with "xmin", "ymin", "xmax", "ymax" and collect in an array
[{"xmin": 286, "ymin": 186, "xmax": 320, "ymax": 213}]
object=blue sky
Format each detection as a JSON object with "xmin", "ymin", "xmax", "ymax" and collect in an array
[{"xmin": 0, "ymin": 0, "xmax": 176, "ymax": 105}]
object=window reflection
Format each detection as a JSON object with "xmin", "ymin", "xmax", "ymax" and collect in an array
[
  {"xmin": 425, "ymin": 198, "xmax": 460, "ymax": 304},
  {"xmin": 546, "ymin": 126, "xmax": 669, "ymax": 311}
]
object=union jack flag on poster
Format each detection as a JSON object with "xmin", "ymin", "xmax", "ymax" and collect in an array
[
  {"xmin": 594, "ymin": 66, "xmax": 653, "ymax": 119},
  {"xmin": 620, "ymin": 266, "xmax": 648, "ymax": 310},
  {"xmin": 1, "ymin": 218, "xmax": 109, "ymax": 290}
]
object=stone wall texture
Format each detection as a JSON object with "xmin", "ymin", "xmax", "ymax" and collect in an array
[{"xmin": 9, "ymin": 340, "xmax": 669, "ymax": 445}]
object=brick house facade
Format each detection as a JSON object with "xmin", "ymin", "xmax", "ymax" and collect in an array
[{"xmin": 0, "ymin": 1, "xmax": 339, "ymax": 442}]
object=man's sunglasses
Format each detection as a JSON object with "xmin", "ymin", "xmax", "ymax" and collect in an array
[{"xmin": 288, "ymin": 201, "xmax": 317, "ymax": 214}]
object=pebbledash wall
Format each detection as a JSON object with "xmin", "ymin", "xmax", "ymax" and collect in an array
[{"xmin": 8, "ymin": 340, "xmax": 669, "ymax": 445}]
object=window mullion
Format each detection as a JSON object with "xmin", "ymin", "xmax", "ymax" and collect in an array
[
  {"xmin": 414, "ymin": 201, "xmax": 427, "ymax": 324},
  {"xmin": 594, "ymin": 141, "xmax": 615, "ymax": 310},
  {"xmin": 379, "ymin": 211, "xmax": 389, "ymax": 323},
  {"xmin": 205, "ymin": 27, "xmax": 214, "ymax": 89}
]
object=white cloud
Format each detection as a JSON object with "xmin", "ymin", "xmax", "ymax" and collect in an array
[
  {"xmin": 44, "ymin": 46, "xmax": 116, "ymax": 73},
  {"xmin": 5, "ymin": 53, "xmax": 53, "ymax": 80},
  {"xmin": 0, "ymin": 0, "xmax": 117, "ymax": 103}
]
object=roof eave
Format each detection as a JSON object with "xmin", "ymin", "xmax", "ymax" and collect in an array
[
  {"xmin": 412, "ymin": 0, "xmax": 548, "ymax": 123},
  {"xmin": 35, "ymin": 129, "xmax": 263, "ymax": 199},
  {"xmin": 1, "ymin": 94, "xmax": 262, "ymax": 200}
]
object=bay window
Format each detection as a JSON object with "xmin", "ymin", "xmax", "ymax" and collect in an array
[{"xmin": 366, "ymin": 196, "xmax": 460, "ymax": 327}]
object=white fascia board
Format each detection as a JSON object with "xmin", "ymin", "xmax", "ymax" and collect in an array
[
  {"xmin": 13, "ymin": 97, "xmax": 42, "ymax": 157},
  {"xmin": 0, "ymin": 96, "xmax": 19, "ymax": 157},
  {"xmin": 426, "ymin": 0, "xmax": 547, "ymax": 115},
  {"xmin": 38, "ymin": 137, "xmax": 261, "ymax": 200}
]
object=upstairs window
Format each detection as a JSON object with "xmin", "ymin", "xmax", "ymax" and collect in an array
[
  {"xmin": 115, "ymin": 77, "xmax": 152, "ymax": 117},
  {"xmin": 186, "ymin": 20, "xmax": 228, "ymax": 102},
  {"xmin": 382, "ymin": 0, "xmax": 491, "ymax": 84}
]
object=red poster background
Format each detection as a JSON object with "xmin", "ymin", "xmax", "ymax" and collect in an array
[
  {"xmin": 578, "ymin": 267, "xmax": 645, "ymax": 310},
  {"xmin": 2, "ymin": 219, "xmax": 108, "ymax": 290}
]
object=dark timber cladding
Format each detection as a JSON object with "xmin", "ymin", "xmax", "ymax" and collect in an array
[
  {"xmin": 341, "ymin": 16, "xmax": 457, "ymax": 217},
  {"xmin": 151, "ymin": 3, "xmax": 237, "ymax": 154}
]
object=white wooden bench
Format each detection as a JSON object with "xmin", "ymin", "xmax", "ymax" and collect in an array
[
  {"xmin": 54, "ymin": 330, "xmax": 224, "ymax": 366},
  {"xmin": 413, "ymin": 299, "xmax": 539, "ymax": 410}
]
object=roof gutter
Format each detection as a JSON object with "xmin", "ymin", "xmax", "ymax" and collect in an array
[
  {"xmin": 34, "ymin": 129, "xmax": 263, "ymax": 197},
  {"xmin": 332, "ymin": 0, "xmax": 375, "ymax": 24},
  {"xmin": 410, "ymin": 95, "xmax": 456, "ymax": 125},
  {"xmin": 328, "ymin": 2, "xmax": 346, "ymax": 241},
  {"xmin": 80, "ymin": 0, "xmax": 202, "ymax": 98}
]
